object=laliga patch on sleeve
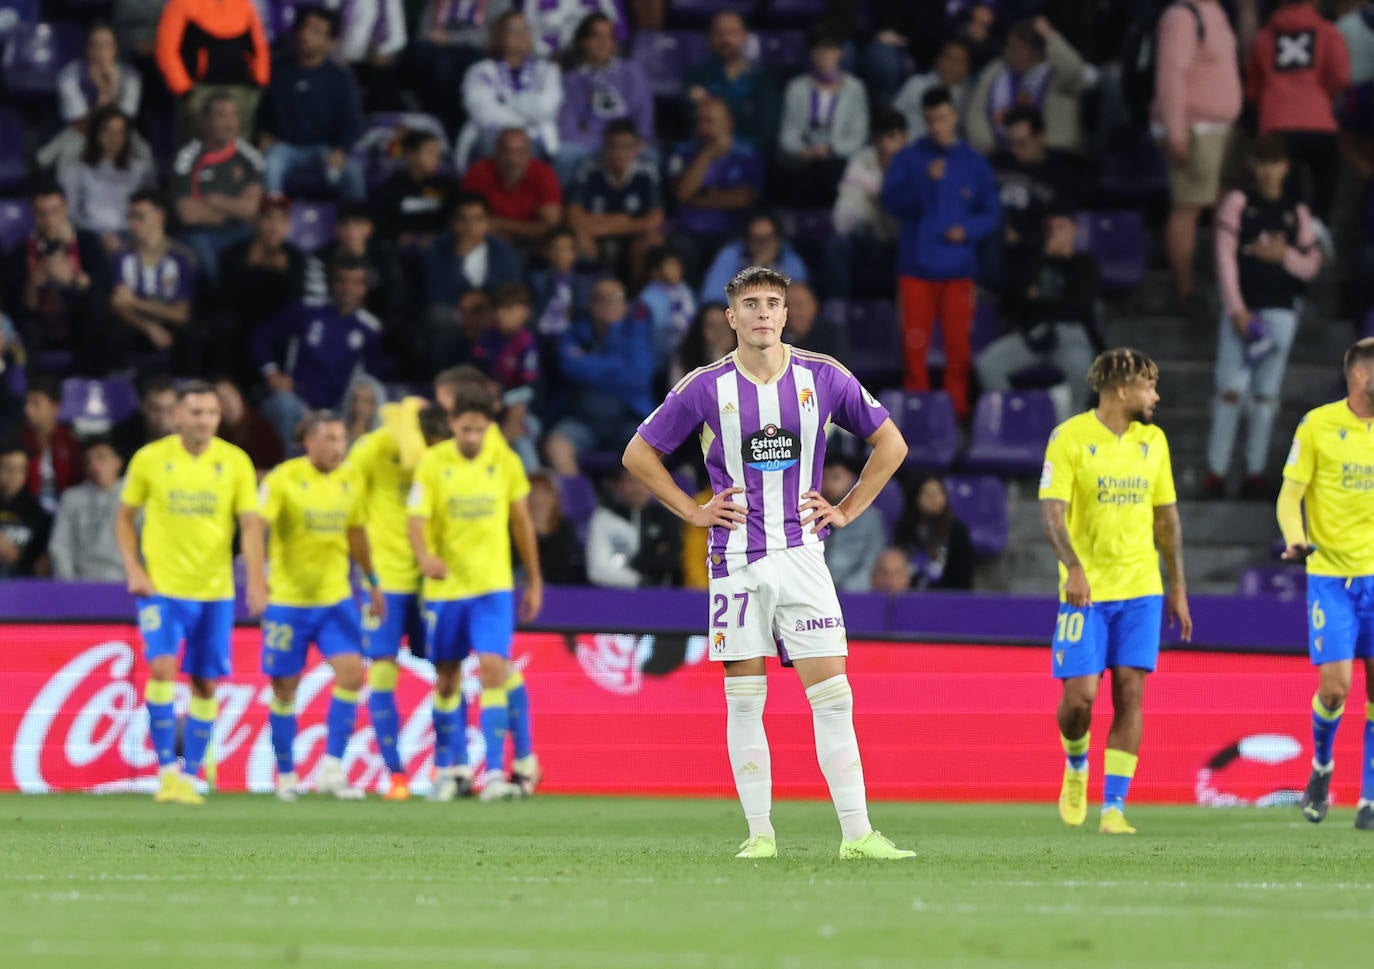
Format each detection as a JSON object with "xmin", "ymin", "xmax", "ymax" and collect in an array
[
  {"xmin": 1040, "ymin": 461, "xmax": 1053, "ymax": 491},
  {"xmin": 1285, "ymin": 439, "xmax": 1300, "ymax": 466},
  {"xmin": 407, "ymin": 482, "xmax": 424, "ymax": 508},
  {"xmin": 862, "ymin": 386, "xmax": 881, "ymax": 408},
  {"xmin": 258, "ymin": 480, "xmax": 270, "ymax": 504}
]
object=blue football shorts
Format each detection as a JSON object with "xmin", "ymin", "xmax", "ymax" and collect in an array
[
  {"xmin": 1051, "ymin": 595, "xmax": 1163, "ymax": 679},
  {"xmin": 137, "ymin": 595, "xmax": 234, "ymax": 680},
  {"xmin": 261, "ymin": 599, "xmax": 363, "ymax": 678},
  {"xmin": 423, "ymin": 591, "xmax": 514, "ymax": 665}
]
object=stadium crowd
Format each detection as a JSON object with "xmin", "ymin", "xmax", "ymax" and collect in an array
[{"xmin": 0, "ymin": 0, "xmax": 1365, "ymax": 592}]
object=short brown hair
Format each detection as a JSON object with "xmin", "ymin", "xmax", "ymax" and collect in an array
[
  {"xmin": 490, "ymin": 282, "xmax": 532, "ymax": 308},
  {"xmin": 1343, "ymin": 337, "xmax": 1374, "ymax": 375},
  {"xmin": 448, "ymin": 384, "xmax": 496, "ymax": 420},
  {"xmin": 418, "ymin": 403, "xmax": 451, "ymax": 443},
  {"xmin": 1249, "ymin": 133, "xmax": 1288, "ymax": 164},
  {"xmin": 298, "ymin": 409, "xmax": 343, "ymax": 441},
  {"xmin": 1087, "ymin": 348, "xmax": 1159, "ymax": 393},
  {"xmin": 724, "ymin": 265, "xmax": 791, "ymax": 304},
  {"xmin": 434, "ymin": 365, "xmax": 493, "ymax": 401}
]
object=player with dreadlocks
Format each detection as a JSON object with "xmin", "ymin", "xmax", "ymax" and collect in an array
[{"xmin": 1038, "ymin": 348, "xmax": 1193, "ymax": 833}]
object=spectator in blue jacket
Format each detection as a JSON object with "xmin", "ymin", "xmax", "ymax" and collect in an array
[
  {"xmin": 422, "ymin": 192, "xmax": 523, "ymax": 306},
  {"xmin": 253, "ymin": 254, "xmax": 383, "ymax": 445},
  {"xmin": 881, "ymin": 86, "xmax": 1001, "ymax": 420},
  {"xmin": 256, "ymin": 6, "xmax": 366, "ymax": 200},
  {"xmin": 545, "ymin": 275, "xmax": 653, "ymax": 476}
]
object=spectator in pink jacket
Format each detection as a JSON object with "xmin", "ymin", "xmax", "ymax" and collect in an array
[
  {"xmin": 1203, "ymin": 135, "xmax": 1322, "ymax": 501},
  {"xmin": 1246, "ymin": 0, "xmax": 1351, "ymax": 219},
  {"xmin": 1152, "ymin": 0, "xmax": 1242, "ymax": 306}
]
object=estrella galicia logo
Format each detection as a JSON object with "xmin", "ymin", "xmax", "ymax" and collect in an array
[{"xmin": 744, "ymin": 424, "xmax": 800, "ymax": 472}]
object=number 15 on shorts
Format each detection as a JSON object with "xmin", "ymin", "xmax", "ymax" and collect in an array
[{"xmin": 710, "ymin": 592, "xmax": 749, "ymax": 655}]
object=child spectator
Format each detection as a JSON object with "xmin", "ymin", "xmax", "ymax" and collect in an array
[
  {"xmin": 474, "ymin": 282, "xmax": 541, "ymax": 467},
  {"xmin": 49, "ymin": 436, "xmax": 126, "ymax": 582},
  {"xmin": 0, "ymin": 441, "xmax": 51, "ymax": 578},
  {"xmin": 530, "ymin": 226, "xmax": 594, "ymax": 341},
  {"xmin": 21, "ymin": 377, "xmax": 83, "ymax": 515},
  {"xmin": 637, "ymin": 247, "xmax": 696, "ymax": 370}
]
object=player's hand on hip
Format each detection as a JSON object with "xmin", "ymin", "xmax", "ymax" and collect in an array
[
  {"xmin": 367, "ymin": 586, "xmax": 387, "ymax": 622},
  {"xmin": 689, "ymin": 487, "xmax": 747, "ymax": 530},
  {"xmin": 246, "ymin": 577, "xmax": 269, "ymax": 618},
  {"xmin": 520, "ymin": 582, "xmax": 543, "ymax": 623},
  {"xmin": 1281, "ymin": 543, "xmax": 1315, "ymax": 561},
  {"xmin": 1064, "ymin": 565, "xmax": 1091, "ymax": 608},
  {"xmin": 1167, "ymin": 586, "xmax": 1193, "ymax": 642},
  {"xmin": 799, "ymin": 490, "xmax": 847, "ymax": 533},
  {"xmin": 126, "ymin": 567, "xmax": 155, "ymax": 599},
  {"xmin": 419, "ymin": 554, "xmax": 448, "ymax": 580}
]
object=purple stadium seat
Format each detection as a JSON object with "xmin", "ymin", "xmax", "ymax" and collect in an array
[
  {"xmin": 1237, "ymin": 566, "xmax": 1306, "ymax": 602},
  {"xmin": 756, "ymin": 30, "xmax": 806, "ymax": 72},
  {"xmin": 944, "ymin": 474, "xmax": 1008, "ymax": 557},
  {"xmin": 879, "ymin": 390, "xmax": 959, "ymax": 470},
  {"xmin": 666, "ymin": 0, "xmax": 756, "ymax": 25},
  {"xmin": 288, "ymin": 201, "xmax": 337, "ymax": 253},
  {"xmin": 558, "ymin": 474, "xmax": 599, "ymax": 543},
  {"xmin": 1081, "ymin": 210, "xmax": 1147, "ymax": 293},
  {"xmin": 630, "ymin": 31, "xmax": 710, "ymax": 99},
  {"xmin": 59, "ymin": 377, "xmax": 138, "ymax": 436},
  {"xmin": 0, "ymin": 0, "xmax": 37, "ymax": 43},
  {"xmin": 962, "ymin": 389, "xmax": 1057, "ymax": 475},
  {"xmin": 971, "ymin": 298, "xmax": 1001, "ymax": 353},
  {"xmin": 846, "ymin": 300, "xmax": 902, "ymax": 384},
  {"xmin": 3, "ymin": 20, "xmax": 80, "ymax": 99},
  {"xmin": 1099, "ymin": 133, "xmax": 1168, "ymax": 204},
  {"xmin": 0, "ymin": 196, "xmax": 31, "ymax": 249}
]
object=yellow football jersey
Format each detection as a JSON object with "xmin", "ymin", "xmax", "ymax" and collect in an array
[
  {"xmin": 260, "ymin": 456, "xmax": 364, "ymax": 607},
  {"xmin": 347, "ymin": 425, "xmax": 418, "ymax": 594},
  {"xmin": 1282, "ymin": 400, "xmax": 1374, "ymax": 577},
  {"xmin": 1038, "ymin": 411, "xmax": 1177, "ymax": 602},
  {"xmin": 121, "ymin": 435, "xmax": 259, "ymax": 601},
  {"xmin": 407, "ymin": 433, "xmax": 530, "ymax": 601}
]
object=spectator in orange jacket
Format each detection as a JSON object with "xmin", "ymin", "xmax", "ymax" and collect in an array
[
  {"xmin": 156, "ymin": 0, "xmax": 270, "ymax": 135},
  {"xmin": 1246, "ymin": 0, "xmax": 1351, "ymax": 219}
]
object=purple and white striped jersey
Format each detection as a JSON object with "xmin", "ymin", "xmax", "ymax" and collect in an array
[{"xmin": 636, "ymin": 346, "xmax": 890, "ymax": 578}]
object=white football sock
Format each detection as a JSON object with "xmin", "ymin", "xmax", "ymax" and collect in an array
[
  {"xmin": 806, "ymin": 674, "xmax": 871, "ymax": 842},
  {"xmin": 724, "ymin": 676, "xmax": 773, "ymax": 839}
]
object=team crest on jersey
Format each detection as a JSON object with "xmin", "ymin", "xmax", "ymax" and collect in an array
[
  {"xmin": 1088, "ymin": 444, "xmax": 1097, "ymax": 457},
  {"xmin": 799, "ymin": 388, "xmax": 815, "ymax": 410},
  {"xmin": 712, "ymin": 631, "xmax": 725, "ymax": 653},
  {"xmin": 744, "ymin": 424, "xmax": 800, "ymax": 472},
  {"xmin": 1339, "ymin": 428, "xmax": 1348, "ymax": 440},
  {"xmin": 1140, "ymin": 443, "xmax": 1149, "ymax": 459}
]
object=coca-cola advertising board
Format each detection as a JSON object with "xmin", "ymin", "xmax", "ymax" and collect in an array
[{"xmin": 0, "ymin": 624, "xmax": 1358, "ymax": 805}]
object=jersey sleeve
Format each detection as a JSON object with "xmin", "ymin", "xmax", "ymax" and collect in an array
[
  {"xmin": 407, "ymin": 455, "xmax": 437, "ymax": 520},
  {"xmin": 636, "ymin": 382, "xmax": 703, "ymax": 454},
  {"xmin": 1038, "ymin": 426, "xmax": 1075, "ymax": 502},
  {"xmin": 1283, "ymin": 416, "xmax": 1316, "ymax": 485},
  {"xmin": 257, "ymin": 469, "xmax": 284, "ymax": 525},
  {"xmin": 505, "ymin": 447, "xmax": 531, "ymax": 503},
  {"xmin": 1151, "ymin": 433, "xmax": 1178, "ymax": 507},
  {"xmin": 120, "ymin": 448, "xmax": 150, "ymax": 507},
  {"xmin": 829, "ymin": 369, "xmax": 889, "ymax": 440},
  {"xmin": 232, "ymin": 449, "xmax": 259, "ymax": 516}
]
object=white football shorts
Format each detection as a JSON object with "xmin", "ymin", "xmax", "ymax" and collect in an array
[{"xmin": 706, "ymin": 543, "xmax": 848, "ymax": 663}]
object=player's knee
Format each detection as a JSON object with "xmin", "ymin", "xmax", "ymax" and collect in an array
[
  {"xmin": 478, "ymin": 653, "xmax": 508, "ymax": 688},
  {"xmin": 1061, "ymin": 682, "xmax": 1096, "ymax": 714},
  {"xmin": 1221, "ymin": 390, "xmax": 1241, "ymax": 405},
  {"xmin": 189, "ymin": 676, "xmax": 217, "ymax": 699},
  {"xmin": 270, "ymin": 677, "xmax": 298, "ymax": 705},
  {"xmin": 334, "ymin": 661, "xmax": 364, "ymax": 692}
]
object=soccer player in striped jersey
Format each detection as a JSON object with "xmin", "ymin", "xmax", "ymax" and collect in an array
[
  {"xmin": 1279, "ymin": 339, "xmax": 1374, "ymax": 829},
  {"xmin": 257, "ymin": 411, "xmax": 385, "ymax": 801},
  {"xmin": 1039, "ymin": 349, "xmax": 1191, "ymax": 834},
  {"xmin": 623, "ymin": 266, "xmax": 915, "ymax": 860},
  {"xmin": 116, "ymin": 380, "xmax": 266, "ymax": 804}
]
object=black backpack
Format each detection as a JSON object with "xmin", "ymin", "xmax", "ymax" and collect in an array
[{"xmin": 1122, "ymin": 1, "xmax": 1205, "ymax": 127}]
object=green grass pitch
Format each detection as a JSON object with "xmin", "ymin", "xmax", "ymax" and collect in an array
[{"xmin": 1, "ymin": 795, "xmax": 1371, "ymax": 968}]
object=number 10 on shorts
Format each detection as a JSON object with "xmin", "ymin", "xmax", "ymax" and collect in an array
[{"xmin": 711, "ymin": 592, "xmax": 749, "ymax": 654}]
